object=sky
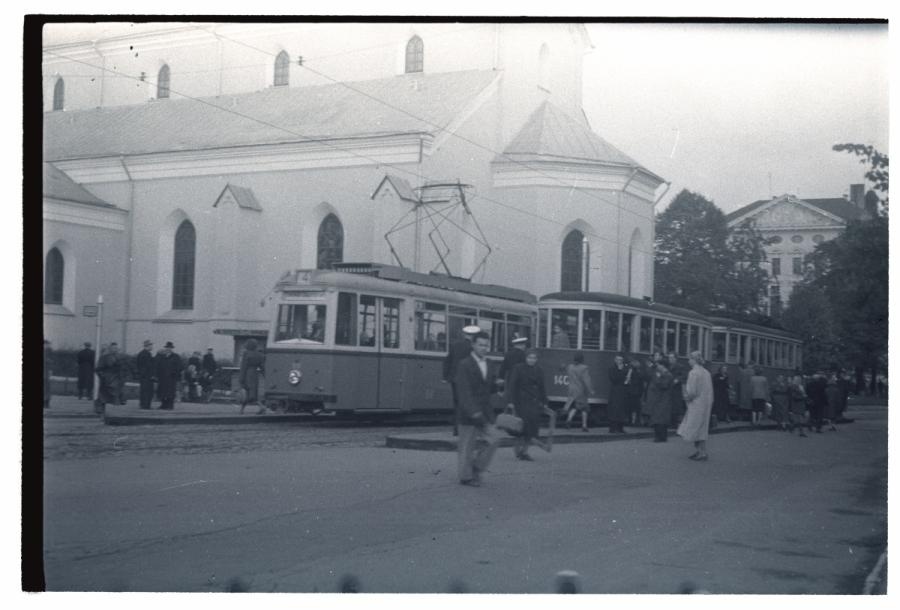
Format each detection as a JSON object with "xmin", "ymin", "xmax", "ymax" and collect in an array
[{"xmin": 582, "ymin": 22, "xmax": 889, "ymax": 213}]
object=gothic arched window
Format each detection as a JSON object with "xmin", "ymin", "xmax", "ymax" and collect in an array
[
  {"xmin": 44, "ymin": 247, "xmax": 64, "ymax": 304},
  {"xmin": 405, "ymin": 36, "xmax": 424, "ymax": 73},
  {"xmin": 157, "ymin": 64, "xmax": 170, "ymax": 99},
  {"xmin": 172, "ymin": 220, "xmax": 196, "ymax": 309},
  {"xmin": 561, "ymin": 230, "xmax": 585, "ymax": 292},
  {"xmin": 274, "ymin": 51, "xmax": 290, "ymax": 87},
  {"xmin": 52, "ymin": 77, "xmax": 65, "ymax": 111},
  {"xmin": 317, "ymin": 214, "xmax": 344, "ymax": 269}
]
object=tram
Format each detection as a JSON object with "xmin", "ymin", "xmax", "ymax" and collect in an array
[
  {"xmin": 536, "ymin": 291, "xmax": 802, "ymax": 419},
  {"xmin": 262, "ymin": 263, "xmax": 536, "ymax": 415}
]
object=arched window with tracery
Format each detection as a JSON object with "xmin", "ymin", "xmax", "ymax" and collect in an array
[
  {"xmin": 157, "ymin": 64, "xmax": 170, "ymax": 99},
  {"xmin": 172, "ymin": 220, "xmax": 196, "ymax": 309},
  {"xmin": 405, "ymin": 36, "xmax": 424, "ymax": 73},
  {"xmin": 561, "ymin": 230, "xmax": 585, "ymax": 292},
  {"xmin": 52, "ymin": 78, "xmax": 65, "ymax": 111},
  {"xmin": 44, "ymin": 247, "xmax": 64, "ymax": 304},
  {"xmin": 317, "ymin": 214, "xmax": 344, "ymax": 269},
  {"xmin": 274, "ymin": 51, "xmax": 290, "ymax": 87}
]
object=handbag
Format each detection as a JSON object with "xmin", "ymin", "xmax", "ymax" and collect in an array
[{"xmin": 495, "ymin": 409, "xmax": 523, "ymax": 436}]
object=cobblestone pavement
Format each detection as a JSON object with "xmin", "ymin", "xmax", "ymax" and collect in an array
[{"xmin": 42, "ymin": 405, "xmax": 446, "ymax": 461}]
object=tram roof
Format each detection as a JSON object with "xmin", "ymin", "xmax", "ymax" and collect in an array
[
  {"xmin": 539, "ymin": 291, "xmax": 710, "ymax": 323},
  {"xmin": 276, "ymin": 263, "xmax": 537, "ymax": 304},
  {"xmin": 707, "ymin": 316, "xmax": 800, "ymax": 341}
]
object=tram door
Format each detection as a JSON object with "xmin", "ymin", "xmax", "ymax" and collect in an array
[{"xmin": 357, "ymin": 295, "xmax": 406, "ymax": 411}]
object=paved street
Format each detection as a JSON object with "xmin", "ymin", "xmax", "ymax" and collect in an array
[{"xmin": 42, "ymin": 402, "xmax": 887, "ymax": 593}]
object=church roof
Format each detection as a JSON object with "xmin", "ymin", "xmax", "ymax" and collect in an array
[
  {"xmin": 43, "ymin": 163, "xmax": 114, "ymax": 207},
  {"xmin": 726, "ymin": 194, "xmax": 864, "ymax": 225},
  {"xmin": 44, "ymin": 70, "xmax": 501, "ymax": 161},
  {"xmin": 496, "ymin": 101, "xmax": 650, "ymax": 172}
]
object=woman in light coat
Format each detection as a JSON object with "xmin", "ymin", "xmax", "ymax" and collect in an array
[
  {"xmin": 563, "ymin": 352, "xmax": 594, "ymax": 432},
  {"xmin": 677, "ymin": 351, "xmax": 714, "ymax": 461}
]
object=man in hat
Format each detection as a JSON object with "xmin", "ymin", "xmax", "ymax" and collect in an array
[
  {"xmin": 76, "ymin": 342, "xmax": 95, "ymax": 400},
  {"xmin": 155, "ymin": 341, "xmax": 183, "ymax": 411},
  {"xmin": 135, "ymin": 340, "xmax": 156, "ymax": 409},
  {"xmin": 499, "ymin": 335, "xmax": 529, "ymax": 389},
  {"xmin": 443, "ymin": 325, "xmax": 481, "ymax": 436}
]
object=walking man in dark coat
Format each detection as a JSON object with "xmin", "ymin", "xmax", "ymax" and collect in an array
[
  {"xmin": 155, "ymin": 341, "xmax": 183, "ymax": 410},
  {"xmin": 95, "ymin": 343, "xmax": 123, "ymax": 413},
  {"xmin": 76, "ymin": 342, "xmax": 95, "ymax": 400},
  {"xmin": 455, "ymin": 332, "xmax": 501, "ymax": 486},
  {"xmin": 805, "ymin": 371, "xmax": 828, "ymax": 433},
  {"xmin": 135, "ymin": 340, "xmax": 156, "ymax": 409},
  {"xmin": 498, "ymin": 336, "xmax": 528, "ymax": 387},
  {"xmin": 607, "ymin": 354, "xmax": 629, "ymax": 433},
  {"xmin": 201, "ymin": 348, "xmax": 217, "ymax": 402},
  {"xmin": 443, "ymin": 325, "xmax": 480, "ymax": 436},
  {"xmin": 668, "ymin": 352, "xmax": 687, "ymax": 425}
]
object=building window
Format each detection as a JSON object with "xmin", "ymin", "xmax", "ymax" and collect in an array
[
  {"xmin": 157, "ymin": 64, "xmax": 170, "ymax": 99},
  {"xmin": 44, "ymin": 247, "xmax": 64, "ymax": 304},
  {"xmin": 812, "ymin": 234, "xmax": 824, "ymax": 244},
  {"xmin": 405, "ymin": 36, "xmax": 424, "ymax": 73},
  {"xmin": 791, "ymin": 234, "xmax": 804, "ymax": 243},
  {"xmin": 172, "ymin": 220, "xmax": 196, "ymax": 310},
  {"xmin": 792, "ymin": 257, "xmax": 802, "ymax": 276},
  {"xmin": 317, "ymin": 213, "xmax": 344, "ymax": 269},
  {"xmin": 52, "ymin": 77, "xmax": 64, "ymax": 111},
  {"xmin": 560, "ymin": 230, "xmax": 585, "ymax": 291},
  {"xmin": 771, "ymin": 257, "xmax": 780, "ymax": 276},
  {"xmin": 771, "ymin": 235, "xmax": 783, "ymax": 244},
  {"xmin": 770, "ymin": 285, "xmax": 782, "ymax": 317},
  {"xmin": 274, "ymin": 51, "xmax": 290, "ymax": 87}
]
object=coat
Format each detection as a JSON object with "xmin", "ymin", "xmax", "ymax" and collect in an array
[
  {"xmin": 76, "ymin": 348, "xmax": 95, "ymax": 386},
  {"xmin": 669, "ymin": 361, "xmax": 688, "ymax": 411},
  {"xmin": 239, "ymin": 349, "xmax": 266, "ymax": 402},
  {"xmin": 825, "ymin": 381, "xmax": 842, "ymax": 420},
  {"xmin": 565, "ymin": 362, "xmax": 593, "ymax": 407},
  {"xmin": 135, "ymin": 349, "xmax": 156, "ymax": 381},
  {"xmin": 750, "ymin": 375, "xmax": 770, "ymax": 401},
  {"xmin": 645, "ymin": 368, "xmax": 673, "ymax": 425},
  {"xmin": 739, "ymin": 366, "xmax": 754, "ymax": 410},
  {"xmin": 676, "ymin": 365, "xmax": 713, "ymax": 442},
  {"xmin": 96, "ymin": 351, "xmax": 123, "ymax": 387},
  {"xmin": 202, "ymin": 353, "xmax": 217, "ymax": 375},
  {"xmin": 498, "ymin": 348, "xmax": 527, "ymax": 386},
  {"xmin": 505, "ymin": 362, "xmax": 546, "ymax": 438},
  {"xmin": 154, "ymin": 352, "xmax": 183, "ymax": 400},
  {"xmin": 454, "ymin": 354, "xmax": 496, "ymax": 426},
  {"xmin": 607, "ymin": 364, "xmax": 628, "ymax": 423},
  {"xmin": 624, "ymin": 366, "xmax": 644, "ymax": 414},
  {"xmin": 712, "ymin": 372, "xmax": 730, "ymax": 414},
  {"xmin": 771, "ymin": 378, "xmax": 790, "ymax": 422},
  {"xmin": 443, "ymin": 338, "xmax": 472, "ymax": 383}
]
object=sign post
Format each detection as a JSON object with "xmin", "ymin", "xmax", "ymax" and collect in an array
[{"xmin": 92, "ymin": 295, "xmax": 103, "ymax": 403}]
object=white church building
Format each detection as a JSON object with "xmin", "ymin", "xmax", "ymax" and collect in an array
[{"xmin": 43, "ymin": 22, "xmax": 665, "ymax": 356}]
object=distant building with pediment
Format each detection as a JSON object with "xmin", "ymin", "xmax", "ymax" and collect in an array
[
  {"xmin": 42, "ymin": 23, "xmax": 665, "ymax": 354},
  {"xmin": 725, "ymin": 185, "xmax": 875, "ymax": 316}
]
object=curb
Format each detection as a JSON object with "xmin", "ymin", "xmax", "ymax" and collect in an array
[{"xmin": 103, "ymin": 412, "xmax": 311, "ymax": 426}]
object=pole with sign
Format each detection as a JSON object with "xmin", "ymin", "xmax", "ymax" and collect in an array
[{"xmin": 92, "ymin": 295, "xmax": 103, "ymax": 402}]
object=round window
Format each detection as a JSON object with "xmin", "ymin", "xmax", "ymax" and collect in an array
[
  {"xmin": 791, "ymin": 235, "xmax": 803, "ymax": 243},
  {"xmin": 812, "ymin": 234, "xmax": 824, "ymax": 244}
]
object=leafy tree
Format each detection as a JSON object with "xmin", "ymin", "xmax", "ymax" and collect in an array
[
  {"xmin": 833, "ymin": 144, "xmax": 889, "ymax": 212},
  {"xmin": 654, "ymin": 189, "xmax": 771, "ymax": 319},
  {"xmin": 779, "ymin": 282, "xmax": 843, "ymax": 372}
]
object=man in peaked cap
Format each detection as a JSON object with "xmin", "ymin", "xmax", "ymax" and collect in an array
[
  {"xmin": 499, "ymin": 335, "xmax": 529, "ymax": 388},
  {"xmin": 135, "ymin": 339, "xmax": 156, "ymax": 409},
  {"xmin": 443, "ymin": 325, "xmax": 481, "ymax": 436}
]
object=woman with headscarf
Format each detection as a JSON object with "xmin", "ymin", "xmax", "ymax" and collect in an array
[
  {"xmin": 239, "ymin": 339, "xmax": 266, "ymax": 415},
  {"xmin": 676, "ymin": 351, "xmax": 714, "ymax": 461},
  {"xmin": 505, "ymin": 348, "xmax": 548, "ymax": 461}
]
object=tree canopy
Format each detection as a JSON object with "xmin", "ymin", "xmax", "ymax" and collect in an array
[{"xmin": 654, "ymin": 189, "xmax": 771, "ymax": 319}]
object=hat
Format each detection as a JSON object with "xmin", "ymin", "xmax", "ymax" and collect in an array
[
  {"xmin": 143, "ymin": 340, "xmax": 153, "ymax": 347},
  {"xmin": 462, "ymin": 325, "xmax": 481, "ymax": 335},
  {"xmin": 164, "ymin": 341, "xmax": 175, "ymax": 348},
  {"xmin": 511, "ymin": 337, "xmax": 528, "ymax": 345}
]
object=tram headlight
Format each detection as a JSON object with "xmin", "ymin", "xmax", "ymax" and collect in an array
[{"xmin": 288, "ymin": 369, "xmax": 303, "ymax": 385}]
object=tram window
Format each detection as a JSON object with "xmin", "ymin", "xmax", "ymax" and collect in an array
[
  {"xmin": 336, "ymin": 292, "xmax": 357, "ymax": 345},
  {"xmin": 358, "ymin": 295, "xmax": 377, "ymax": 347},
  {"xmin": 677, "ymin": 323, "xmax": 688, "ymax": 357},
  {"xmin": 581, "ymin": 310, "xmax": 602, "ymax": 350},
  {"xmin": 479, "ymin": 319, "xmax": 506, "ymax": 353},
  {"xmin": 727, "ymin": 333, "xmax": 738, "ymax": 363},
  {"xmin": 769, "ymin": 340, "xmax": 776, "ymax": 367},
  {"xmin": 382, "ymin": 298, "xmax": 401, "ymax": 349},
  {"xmin": 604, "ymin": 311, "xmax": 620, "ymax": 351},
  {"xmin": 448, "ymin": 314, "xmax": 478, "ymax": 343},
  {"xmin": 551, "ymin": 309, "xmax": 577, "ymax": 349},
  {"xmin": 621, "ymin": 313, "xmax": 635, "ymax": 353},
  {"xmin": 415, "ymin": 301, "xmax": 447, "ymax": 352},
  {"xmin": 712, "ymin": 332, "xmax": 726, "ymax": 361},
  {"xmin": 275, "ymin": 304, "xmax": 327, "ymax": 343},
  {"xmin": 507, "ymin": 313, "xmax": 532, "ymax": 347},
  {"xmin": 449, "ymin": 305, "xmax": 477, "ymax": 317},
  {"xmin": 639, "ymin": 317, "xmax": 652, "ymax": 353},
  {"xmin": 739, "ymin": 335, "xmax": 748, "ymax": 364},
  {"xmin": 653, "ymin": 318, "xmax": 665, "ymax": 354},
  {"xmin": 665, "ymin": 321, "xmax": 676, "ymax": 355},
  {"xmin": 538, "ymin": 309, "xmax": 549, "ymax": 348},
  {"xmin": 749, "ymin": 337, "xmax": 758, "ymax": 364},
  {"xmin": 689, "ymin": 325, "xmax": 699, "ymax": 354}
]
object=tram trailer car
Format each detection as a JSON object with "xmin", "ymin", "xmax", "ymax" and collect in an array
[
  {"xmin": 263, "ymin": 263, "xmax": 536, "ymax": 416},
  {"xmin": 536, "ymin": 292, "xmax": 802, "ymax": 422}
]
